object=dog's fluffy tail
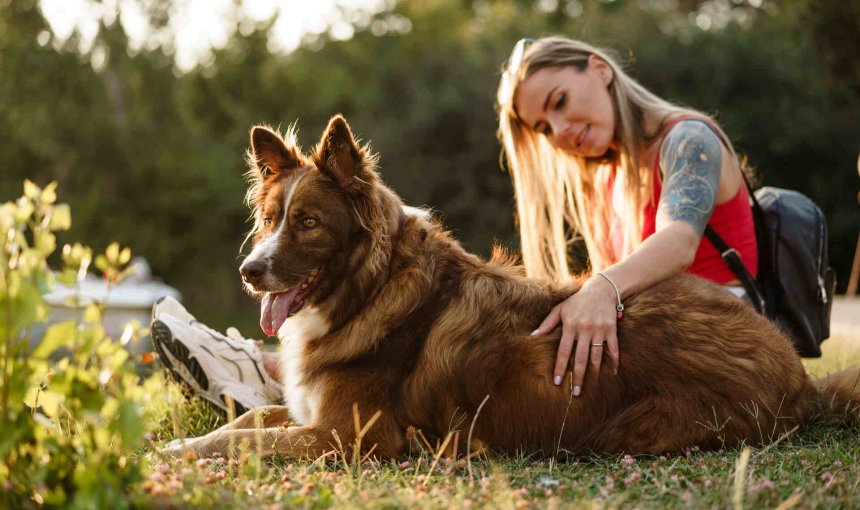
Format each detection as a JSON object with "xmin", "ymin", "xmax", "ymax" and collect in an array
[{"xmin": 813, "ymin": 367, "xmax": 860, "ymax": 425}]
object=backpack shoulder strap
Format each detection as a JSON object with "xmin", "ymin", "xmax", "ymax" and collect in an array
[{"xmin": 703, "ymin": 225, "xmax": 766, "ymax": 313}]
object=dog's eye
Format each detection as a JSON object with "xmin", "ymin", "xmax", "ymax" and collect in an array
[
  {"xmin": 263, "ymin": 216, "xmax": 273, "ymax": 227},
  {"xmin": 302, "ymin": 217, "xmax": 319, "ymax": 229}
]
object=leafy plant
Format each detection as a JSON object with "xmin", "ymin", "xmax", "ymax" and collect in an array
[{"xmin": 1, "ymin": 180, "xmax": 155, "ymax": 509}]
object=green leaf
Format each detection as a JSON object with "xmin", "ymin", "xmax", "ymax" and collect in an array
[
  {"xmin": 11, "ymin": 281, "xmax": 50, "ymax": 329},
  {"xmin": 118, "ymin": 246, "xmax": 131, "ymax": 265},
  {"xmin": 23, "ymin": 179, "xmax": 40, "ymax": 200},
  {"xmin": 57, "ymin": 268, "xmax": 79, "ymax": 285},
  {"xmin": 77, "ymin": 323, "xmax": 106, "ymax": 351},
  {"xmin": 118, "ymin": 400, "xmax": 145, "ymax": 448},
  {"xmin": 41, "ymin": 182, "xmax": 58, "ymax": 205},
  {"xmin": 62, "ymin": 242, "xmax": 93, "ymax": 271},
  {"xmin": 83, "ymin": 304, "xmax": 102, "ymax": 324},
  {"xmin": 24, "ymin": 387, "xmax": 65, "ymax": 418},
  {"xmin": 33, "ymin": 320, "xmax": 77, "ymax": 359},
  {"xmin": 35, "ymin": 266, "xmax": 55, "ymax": 294},
  {"xmin": 0, "ymin": 202, "xmax": 16, "ymax": 230},
  {"xmin": 105, "ymin": 242, "xmax": 119, "ymax": 264},
  {"xmin": 13, "ymin": 198, "xmax": 34, "ymax": 222},
  {"xmin": 92, "ymin": 426, "xmax": 111, "ymax": 451},
  {"xmin": 34, "ymin": 229, "xmax": 56, "ymax": 257},
  {"xmin": 94, "ymin": 254, "xmax": 108, "ymax": 273},
  {"xmin": 49, "ymin": 203, "xmax": 71, "ymax": 231}
]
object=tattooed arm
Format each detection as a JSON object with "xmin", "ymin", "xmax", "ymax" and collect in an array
[{"xmin": 655, "ymin": 119, "xmax": 722, "ymax": 234}]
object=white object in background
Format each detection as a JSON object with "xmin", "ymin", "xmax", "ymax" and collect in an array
[{"xmin": 41, "ymin": 257, "xmax": 181, "ymax": 348}]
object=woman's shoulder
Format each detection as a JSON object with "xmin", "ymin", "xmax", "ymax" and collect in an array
[
  {"xmin": 657, "ymin": 117, "xmax": 725, "ymax": 167},
  {"xmin": 660, "ymin": 116, "xmax": 722, "ymax": 148}
]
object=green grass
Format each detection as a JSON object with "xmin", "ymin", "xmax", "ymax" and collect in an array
[
  {"xmin": 803, "ymin": 325, "xmax": 860, "ymax": 378},
  {"xmin": 136, "ymin": 329, "xmax": 860, "ymax": 509}
]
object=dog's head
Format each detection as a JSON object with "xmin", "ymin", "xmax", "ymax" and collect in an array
[{"xmin": 240, "ymin": 115, "xmax": 402, "ymax": 337}]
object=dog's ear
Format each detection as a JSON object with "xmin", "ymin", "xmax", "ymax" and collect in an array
[
  {"xmin": 315, "ymin": 114, "xmax": 362, "ymax": 188},
  {"xmin": 250, "ymin": 126, "xmax": 303, "ymax": 178}
]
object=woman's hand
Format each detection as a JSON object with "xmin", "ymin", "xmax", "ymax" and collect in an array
[{"xmin": 531, "ymin": 275, "xmax": 620, "ymax": 396}]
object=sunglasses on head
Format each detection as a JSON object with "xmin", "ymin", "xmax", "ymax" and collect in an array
[{"xmin": 499, "ymin": 38, "xmax": 537, "ymax": 104}]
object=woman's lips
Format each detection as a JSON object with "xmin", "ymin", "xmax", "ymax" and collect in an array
[{"xmin": 576, "ymin": 125, "xmax": 590, "ymax": 147}]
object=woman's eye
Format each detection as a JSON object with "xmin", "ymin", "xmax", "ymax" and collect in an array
[
  {"xmin": 302, "ymin": 217, "xmax": 319, "ymax": 229},
  {"xmin": 554, "ymin": 93, "xmax": 566, "ymax": 110}
]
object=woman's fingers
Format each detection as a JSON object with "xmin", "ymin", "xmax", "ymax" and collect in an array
[
  {"xmin": 553, "ymin": 326, "xmax": 575, "ymax": 386},
  {"xmin": 589, "ymin": 338, "xmax": 604, "ymax": 374},
  {"xmin": 569, "ymin": 333, "xmax": 592, "ymax": 396},
  {"xmin": 606, "ymin": 331, "xmax": 620, "ymax": 375},
  {"xmin": 532, "ymin": 304, "xmax": 561, "ymax": 336}
]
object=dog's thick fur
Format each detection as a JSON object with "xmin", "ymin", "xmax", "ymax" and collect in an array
[{"xmin": 164, "ymin": 115, "xmax": 859, "ymax": 460}]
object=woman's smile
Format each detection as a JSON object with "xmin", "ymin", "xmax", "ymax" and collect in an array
[{"xmin": 576, "ymin": 124, "xmax": 591, "ymax": 148}]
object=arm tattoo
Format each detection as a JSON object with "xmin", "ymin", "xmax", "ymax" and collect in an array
[{"xmin": 656, "ymin": 120, "xmax": 723, "ymax": 234}]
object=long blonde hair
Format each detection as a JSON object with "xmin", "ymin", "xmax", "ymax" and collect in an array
[{"xmin": 497, "ymin": 37, "xmax": 736, "ymax": 280}]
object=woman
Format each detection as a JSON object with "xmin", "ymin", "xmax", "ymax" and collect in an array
[{"xmin": 496, "ymin": 36, "xmax": 757, "ymax": 396}]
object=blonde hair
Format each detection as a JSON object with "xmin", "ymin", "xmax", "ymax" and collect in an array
[{"xmin": 497, "ymin": 36, "xmax": 736, "ymax": 280}]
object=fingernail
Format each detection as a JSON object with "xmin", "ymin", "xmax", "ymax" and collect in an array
[
  {"xmin": 573, "ymin": 386, "xmax": 581, "ymax": 397},
  {"xmin": 531, "ymin": 329, "xmax": 540, "ymax": 336},
  {"xmin": 553, "ymin": 375, "xmax": 561, "ymax": 385}
]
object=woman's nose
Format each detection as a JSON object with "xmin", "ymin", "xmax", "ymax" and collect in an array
[{"xmin": 549, "ymin": 117, "xmax": 573, "ymax": 141}]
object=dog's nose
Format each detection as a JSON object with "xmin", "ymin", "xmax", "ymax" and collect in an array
[{"xmin": 240, "ymin": 259, "xmax": 266, "ymax": 284}]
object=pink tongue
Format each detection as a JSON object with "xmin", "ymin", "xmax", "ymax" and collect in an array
[{"xmin": 260, "ymin": 287, "xmax": 303, "ymax": 337}]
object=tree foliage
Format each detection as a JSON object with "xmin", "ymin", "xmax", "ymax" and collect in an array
[{"xmin": 2, "ymin": 0, "xmax": 858, "ymax": 331}]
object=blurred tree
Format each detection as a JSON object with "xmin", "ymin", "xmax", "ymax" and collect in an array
[
  {"xmin": 2, "ymin": 0, "xmax": 858, "ymax": 333},
  {"xmin": 801, "ymin": 0, "xmax": 860, "ymax": 97}
]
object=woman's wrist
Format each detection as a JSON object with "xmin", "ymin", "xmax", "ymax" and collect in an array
[
  {"xmin": 585, "ymin": 270, "xmax": 621, "ymax": 297},
  {"xmin": 594, "ymin": 272, "xmax": 624, "ymax": 319}
]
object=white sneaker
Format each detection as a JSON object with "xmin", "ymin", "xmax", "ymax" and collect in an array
[{"xmin": 150, "ymin": 296, "xmax": 283, "ymax": 414}]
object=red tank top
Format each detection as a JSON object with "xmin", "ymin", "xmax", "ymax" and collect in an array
[{"xmin": 639, "ymin": 117, "xmax": 758, "ymax": 283}]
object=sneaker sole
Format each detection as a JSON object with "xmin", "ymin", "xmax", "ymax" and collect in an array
[
  {"xmin": 152, "ymin": 319, "xmax": 250, "ymax": 416},
  {"xmin": 151, "ymin": 319, "xmax": 211, "ymax": 391}
]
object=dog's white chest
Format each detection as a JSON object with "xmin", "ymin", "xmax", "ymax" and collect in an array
[{"xmin": 278, "ymin": 308, "xmax": 329, "ymax": 425}]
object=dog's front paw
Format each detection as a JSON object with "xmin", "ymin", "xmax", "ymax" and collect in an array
[{"xmin": 158, "ymin": 437, "xmax": 198, "ymax": 459}]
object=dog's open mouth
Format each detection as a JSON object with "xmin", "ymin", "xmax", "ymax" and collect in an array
[{"xmin": 260, "ymin": 266, "xmax": 325, "ymax": 337}]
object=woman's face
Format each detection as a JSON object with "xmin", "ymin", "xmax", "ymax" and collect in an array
[{"xmin": 514, "ymin": 55, "xmax": 616, "ymax": 157}]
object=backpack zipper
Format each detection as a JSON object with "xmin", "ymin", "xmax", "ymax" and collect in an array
[{"xmin": 815, "ymin": 207, "xmax": 827, "ymax": 304}]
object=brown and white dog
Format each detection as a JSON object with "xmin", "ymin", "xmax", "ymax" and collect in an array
[{"xmin": 163, "ymin": 115, "xmax": 858, "ymax": 460}]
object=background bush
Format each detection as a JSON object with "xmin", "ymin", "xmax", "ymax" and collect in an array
[{"xmin": 0, "ymin": 181, "xmax": 157, "ymax": 508}]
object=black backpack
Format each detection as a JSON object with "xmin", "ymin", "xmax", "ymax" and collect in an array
[{"xmin": 704, "ymin": 181, "xmax": 836, "ymax": 357}]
